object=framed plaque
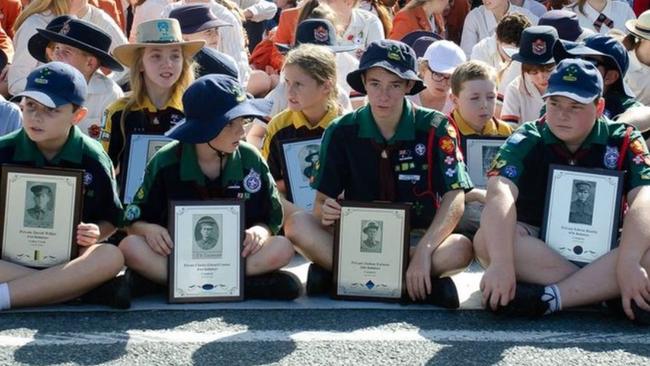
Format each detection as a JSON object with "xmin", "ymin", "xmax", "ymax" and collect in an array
[
  {"xmin": 540, "ymin": 165, "xmax": 623, "ymax": 266},
  {"xmin": 122, "ymin": 133, "xmax": 173, "ymax": 203},
  {"xmin": 332, "ymin": 201, "xmax": 410, "ymax": 302},
  {"xmin": 0, "ymin": 166, "xmax": 83, "ymax": 268},
  {"xmin": 280, "ymin": 136, "xmax": 322, "ymax": 212},
  {"xmin": 463, "ymin": 136, "xmax": 506, "ymax": 188},
  {"xmin": 168, "ymin": 201, "xmax": 245, "ymax": 303}
]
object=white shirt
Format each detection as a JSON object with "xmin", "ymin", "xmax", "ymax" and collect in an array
[
  {"xmin": 625, "ymin": 50, "xmax": 650, "ymax": 106},
  {"xmin": 232, "ymin": 0, "xmax": 277, "ymax": 22},
  {"xmin": 407, "ymin": 93, "xmax": 454, "ymax": 114},
  {"xmin": 163, "ymin": 1, "xmax": 251, "ymax": 86},
  {"xmin": 520, "ymin": 0, "xmax": 547, "ymax": 18},
  {"xmin": 80, "ymin": 71, "xmax": 124, "ymax": 139},
  {"xmin": 336, "ymin": 52, "xmax": 360, "ymax": 95},
  {"xmin": 564, "ymin": 0, "xmax": 636, "ymax": 34},
  {"xmin": 501, "ymin": 74, "xmax": 544, "ymax": 125},
  {"xmin": 461, "ymin": 4, "xmax": 538, "ymax": 57},
  {"xmin": 339, "ymin": 9, "xmax": 385, "ymax": 59},
  {"xmin": 469, "ymin": 35, "xmax": 521, "ymax": 95},
  {"xmin": 8, "ymin": 7, "xmax": 128, "ymax": 95}
]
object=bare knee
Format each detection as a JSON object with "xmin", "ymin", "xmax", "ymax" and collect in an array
[
  {"xmin": 473, "ymin": 228, "xmax": 489, "ymax": 265},
  {"xmin": 449, "ymin": 234, "xmax": 474, "ymax": 268},
  {"xmin": 118, "ymin": 235, "xmax": 149, "ymax": 268},
  {"xmin": 284, "ymin": 211, "xmax": 314, "ymax": 247},
  {"xmin": 84, "ymin": 243, "xmax": 124, "ymax": 275},
  {"xmin": 266, "ymin": 236, "xmax": 295, "ymax": 269}
]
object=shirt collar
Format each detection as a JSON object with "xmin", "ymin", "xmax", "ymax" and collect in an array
[
  {"xmin": 13, "ymin": 126, "xmax": 84, "ymax": 166},
  {"xmin": 132, "ymin": 89, "xmax": 184, "ymax": 112},
  {"xmin": 357, "ymin": 99, "xmax": 416, "ymax": 143},
  {"xmin": 540, "ymin": 116, "xmax": 610, "ymax": 146},
  {"xmin": 452, "ymin": 109, "xmax": 501, "ymax": 135},
  {"xmin": 290, "ymin": 109, "xmax": 337, "ymax": 130},
  {"xmin": 179, "ymin": 143, "xmax": 244, "ymax": 185}
]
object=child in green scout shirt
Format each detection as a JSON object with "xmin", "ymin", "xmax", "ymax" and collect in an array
[
  {"xmin": 0, "ymin": 62, "xmax": 126, "ymax": 310},
  {"xmin": 119, "ymin": 74, "xmax": 301, "ymax": 300},
  {"xmin": 285, "ymin": 40, "xmax": 474, "ymax": 308},
  {"xmin": 475, "ymin": 58, "xmax": 650, "ymax": 324},
  {"xmin": 448, "ymin": 60, "xmax": 513, "ymax": 238}
]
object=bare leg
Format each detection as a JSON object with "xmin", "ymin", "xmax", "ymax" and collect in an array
[
  {"xmin": 119, "ymin": 235, "xmax": 168, "ymax": 285},
  {"xmin": 284, "ymin": 211, "xmax": 333, "ymax": 269},
  {"xmin": 8, "ymin": 244, "xmax": 124, "ymax": 308},
  {"xmin": 245, "ymin": 235, "xmax": 295, "ymax": 276},
  {"xmin": 430, "ymin": 234, "xmax": 474, "ymax": 277},
  {"xmin": 0, "ymin": 260, "xmax": 37, "ymax": 283}
]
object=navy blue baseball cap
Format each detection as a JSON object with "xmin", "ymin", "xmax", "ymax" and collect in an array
[
  {"xmin": 542, "ymin": 58, "xmax": 603, "ymax": 104},
  {"xmin": 346, "ymin": 39, "xmax": 424, "ymax": 95},
  {"xmin": 13, "ymin": 61, "xmax": 87, "ymax": 108},
  {"xmin": 166, "ymin": 75, "xmax": 271, "ymax": 143}
]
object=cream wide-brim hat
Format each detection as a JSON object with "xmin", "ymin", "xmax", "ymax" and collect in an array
[
  {"xmin": 626, "ymin": 10, "xmax": 650, "ymax": 41},
  {"xmin": 112, "ymin": 18, "xmax": 205, "ymax": 68}
]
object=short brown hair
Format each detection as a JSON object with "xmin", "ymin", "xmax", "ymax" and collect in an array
[
  {"xmin": 450, "ymin": 60, "xmax": 497, "ymax": 96},
  {"xmin": 496, "ymin": 13, "xmax": 531, "ymax": 45}
]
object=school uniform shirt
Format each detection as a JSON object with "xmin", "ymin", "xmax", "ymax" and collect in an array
[
  {"xmin": 123, "ymin": 140, "xmax": 283, "ymax": 234},
  {"xmin": 460, "ymin": 4, "xmax": 538, "ymax": 57},
  {"xmin": 407, "ymin": 93, "xmax": 454, "ymax": 115},
  {"xmin": 451, "ymin": 109, "xmax": 513, "ymax": 139},
  {"xmin": 0, "ymin": 95, "xmax": 21, "ymax": 137},
  {"xmin": 501, "ymin": 74, "xmax": 544, "ymax": 125},
  {"xmin": 564, "ymin": 0, "xmax": 636, "ymax": 34},
  {"xmin": 625, "ymin": 50, "xmax": 650, "ymax": 106},
  {"xmin": 486, "ymin": 118, "xmax": 650, "ymax": 227},
  {"xmin": 469, "ymin": 35, "xmax": 521, "ymax": 97},
  {"xmin": 232, "ymin": 0, "xmax": 277, "ymax": 22},
  {"xmin": 0, "ymin": 0, "xmax": 21, "ymax": 39},
  {"xmin": 603, "ymin": 89, "xmax": 643, "ymax": 120},
  {"xmin": 388, "ymin": 6, "xmax": 444, "ymax": 41},
  {"xmin": 100, "ymin": 91, "xmax": 184, "ymax": 169},
  {"xmin": 521, "ymin": 0, "xmax": 547, "ymax": 18},
  {"xmin": 0, "ymin": 126, "xmax": 123, "ymax": 226},
  {"xmin": 339, "ymin": 9, "xmax": 385, "ymax": 59},
  {"xmin": 8, "ymin": 6, "xmax": 128, "ymax": 95},
  {"xmin": 80, "ymin": 71, "xmax": 124, "ymax": 141},
  {"xmin": 163, "ymin": 1, "xmax": 251, "ymax": 86},
  {"xmin": 0, "ymin": 23, "xmax": 14, "ymax": 63},
  {"xmin": 312, "ymin": 100, "xmax": 473, "ymax": 230},
  {"xmin": 261, "ymin": 108, "xmax": 338, "ymax": 181}
]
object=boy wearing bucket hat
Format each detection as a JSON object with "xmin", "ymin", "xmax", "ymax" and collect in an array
[
  {"xmin": 0, "ymin": 62, "xmax": 127, "ymax": 310},
  {"xmin": 285, "ymin": 40, "xmax": 474, "ymax": 307},
  {"xmin": 501, "ymin": 26, "xmax": 558, "ymax": 126},
  {"xmin": 475, "ymin": 58, "xmax": 650, "ymax": 324},
  {"xmin": 28, "ymin": 17, "xmax": 125, "ymax": 140},
  {"xmin": 119, "ymin": 74, "xmax": 301, "ymax": 300}
]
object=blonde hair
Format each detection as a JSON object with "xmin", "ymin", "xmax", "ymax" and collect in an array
[
  {"xmin": 283, "ymin": 44, "xmax": 340, "ymax": 115},
  {"xmin": 14, "ymin": 0, "xmax": 69, "ymax": 33},
  {"xmin": 117, "ymin": 47, "xmax": 196, "ymax": 161},
  {"xmin": 450, "ymin": 60, "xmax": 497, "ymax": 96}
]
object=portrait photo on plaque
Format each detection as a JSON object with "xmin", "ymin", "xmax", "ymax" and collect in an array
[
  {"xmin": 122, "ymin": 133, "xmax": 173, "ymax": 204},
  {"xmin": 541, "ymin": 165, "xmax": 623, "ymax": 266},
  {"xmin": 332, "ymin": 201, "xmax": 410, "ymax": 302},
  {"xmin": 0, "ymin": 166, "xmax": 82, "ymax": 268},
  {"xmin": 463, "ymin": 136, "xmax": 506, "ymax": 188},
  {"xmin": 280, "ymin": 137, "xmax": 322, "ymax": 212},
  {"xmin": 168, "ymin": 201, "xmax": 244, "ymax": 303}
]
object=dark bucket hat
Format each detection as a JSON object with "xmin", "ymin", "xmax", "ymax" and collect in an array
[
  {"xmin": 512, "ymin": 25, "xmax": 558, "ymax": 65},
  {"xmin": 29, "ymin": 17, "xmax": 124, "ymax": 71},
  {"xmin": 166, "ymin": 75, "xmax": 271, "ymax": 144},
  {"xmin": 194, "ymin": 47, "xmax": 239, "ymax": 79},
  {"xmin": 276, "ymin": 19, "xmax": 357, "ymax": 53},
  {"xmin": 169, "ymin": 4, "xmax": 231, "ymax": 35},
  {"xmin": 346, "ymin": 39, "xmax": 425, "ymax": 95},
  {"xmin": 538, "ymin": 10, "xmax": 593, "ymax": 42},
  {"xmin": 399, "ymin": 30, "xmax": 441, "ymax": 57},
  {"xmin": 28, "ymin": 15, "xmax": 73, "ymax": 63}
]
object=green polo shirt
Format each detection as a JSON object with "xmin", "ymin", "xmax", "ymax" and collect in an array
[
  {"xmin": 0, "ymin": 127, "xmax": 123, "ymax": 226},
  {"xmin": 123, "ymin": 140, "xmax": 283, "ymax": 234},
  {"xmin": 312, "ymin": 100, "xmax": 473, "ymax": 230},
  {"xmin": 487, "ymin": 117, "xmax": 650, "ymax": 227}
]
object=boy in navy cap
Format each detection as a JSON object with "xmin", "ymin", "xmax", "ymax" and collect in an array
[
  {"xmin": 475, "ymin": 58, "xmax": 650, "ymax": 324},
  {"xmin": 285, "ymin": 39, "xmax": 474, "ymax": 308},
  {"xmin": 0, "ymin": 62, "xmax": 126, "ymax": 310}
]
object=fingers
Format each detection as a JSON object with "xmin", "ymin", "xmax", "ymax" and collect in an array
[
  {"xmin": 147, "ymin": 234, "xmax": 170, "ymax": 256},
  {"xmin": 161, "ymin": 229, "xmax": 173, "ymax": 250},
  {"xmin": 622, "ymin": 296, "xmax": 634, "ymax": 320}
]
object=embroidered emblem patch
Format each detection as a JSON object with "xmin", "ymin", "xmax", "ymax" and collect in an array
[
  {"xmin": 243, "ymin": 169, "xmax": 262, "ymax": 193},
  {"xmin": 630, "ymin": 138, "xmax": 646, "ymax": 155},
  {"xmin": 506, "ymin": 132, "xmax": 526, "ymax": 145},
  {"xmin": 532, "ymin": 39, "xmax": 546, "ymax": 56},
  {"xmin": 124, "ymin": 204, "xmax": 141, "ymax": 221},
  {"xmin": 603, "ymin": 146, "xmax": 619, "ymax": 169},
  {"xmin": 88, "ymin": 124, "xmax": 101, "ymax": 139},
  {"xmin": 415, "ymin": 143, "xmax": 426, "ymax": 156},
  {"xmin": 503, "ymin": 165, "xmax": 518, "ymax": 178},
  {"xmin": 439, "ymin": 136, "xmax": 455, "ymax": 155},
  {"xmin": 446, "ymin": 125, "xmax": 457, "ymax": 139},
  {"xmin": 444, "ymin": 156, "xmax": 455, "ymax": 165},
  {"xmin": 314, "ymin": 25, "xmax": 329, "ymax": 43},
  {"xmin": 83, "ymin": 172, "xmax": 93, "ymax": 186},
  {"xmin": 445, "ymin": 167, "xmax": 456, "ymax": 177}
]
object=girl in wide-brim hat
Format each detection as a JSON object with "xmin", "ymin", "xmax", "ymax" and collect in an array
[{"xmin": 102, "ymin": 18, "xmax": 204, "ymax": 176}]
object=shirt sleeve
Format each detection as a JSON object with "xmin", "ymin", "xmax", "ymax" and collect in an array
[
  {"xmin": 433, "ymin": 117, "xmax": 474, "ymax": 195},
  {"xmin": 124, "ymin": 152, "xmax": 168, "ymax": 227},
  {"xmin": 85, "ymin": 149, "xmax": 124, "ymax": 227},
  {"xmin": 460, "ymin": 10, "xmax": 480, "ymax": 57},
  {"xmin": 244, "ymin": 0, "xmax": 277, "ymax": 22},
  {"xmin": 8, "ymin": 16, "xmax": 43, "ymax": 95},
  {"xmin": 311, "ymin": 120, "xmax": 348, "ymax": 199},
  {"xmin": 500, "ymin": 81, "xmax": 522, "ymax": 124},
  {"xmin": 485, "ymin": 123, "xmax": 540, "ymax": 186},
  {"xmin": 622, "ymin": 129, "xmax": 650, "ymax": 191}
]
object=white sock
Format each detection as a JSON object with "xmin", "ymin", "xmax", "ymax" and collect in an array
[
  {"xmin": 0, "ymin": 283, "xmax": 11, "ymax": 310},
  {"xmin": 542, "ymin": 284, "xmax": 561, "ymax": 315}
]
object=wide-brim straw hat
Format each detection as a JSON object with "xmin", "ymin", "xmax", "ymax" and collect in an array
[
  {"xmin": 626, "ymin": 10, "xmax": 650, "ymax": 41},
  {"xmin": 112, "ymin": 18, "xmax": 205, "ymax": 68}
]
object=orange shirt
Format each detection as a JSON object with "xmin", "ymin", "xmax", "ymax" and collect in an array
[
  {"xmin": 0, "ymin": 0, "xmax": 21, "ymax": 39},
  {"xmin": 89, "ymin": 0, "xmax": 123, "ymax": 30},
  {"xmin": 389, "ymin": 7, "xmax": 442, "ymax": 41},
  {"xmin": 0, "ymin": 24, "xmax": 14, "ymax": 64}
]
